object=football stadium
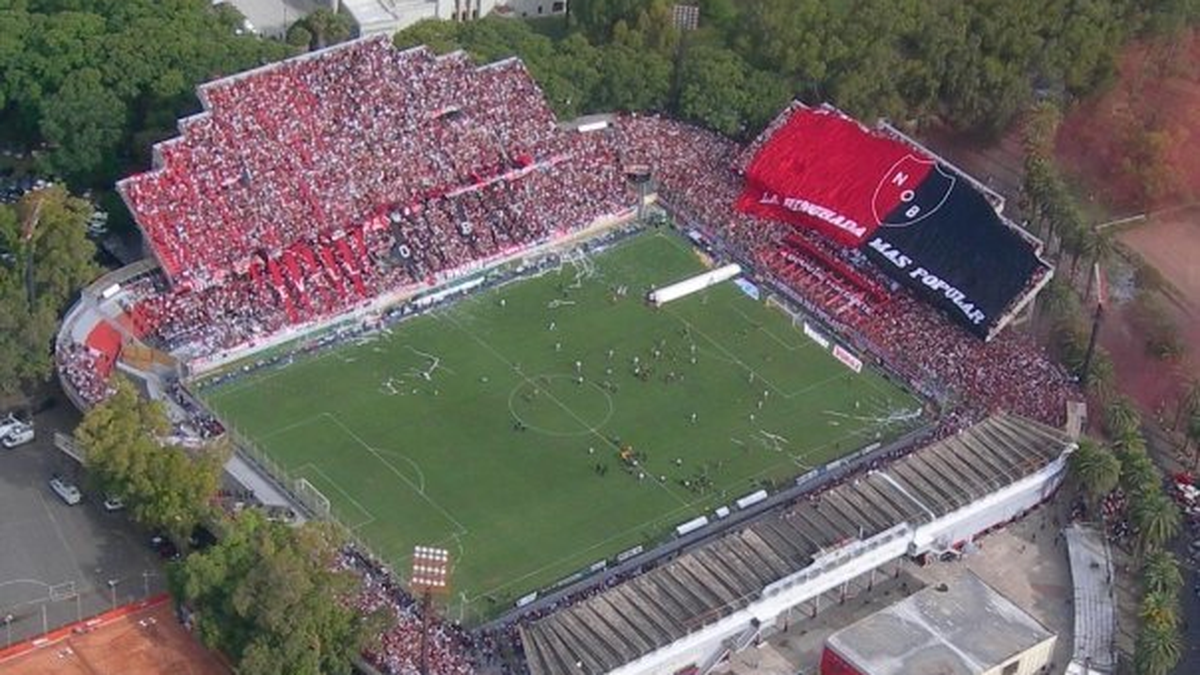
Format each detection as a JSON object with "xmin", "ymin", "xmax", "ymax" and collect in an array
[{"xmin": 54, "ymin": 35, "xmax": 1085, "ymax": 675}]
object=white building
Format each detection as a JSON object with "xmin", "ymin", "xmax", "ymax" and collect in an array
[
  {"xmin": 822, "ymin": 572, "xmax": 1057, "ymax": 675},
  {"xmin": 520, "ymin": 413, "xmax": 1076, "ymax": 675},
  {"xmin": 342, "ymin": 0, "xmax": 566, "ymax": 36}
]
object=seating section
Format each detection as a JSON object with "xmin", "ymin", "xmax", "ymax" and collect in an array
[
  {"xmin": 58, "ymin": 343, "xmax": 116, "ymax": 405},
  {"xmin": 110, "ymin": 37, "xmax": 627, "ymax": 359},
  {"xmin": 84, "ymin": 321, "xmax": 123, "ymax": 378},
  {"xmin": 759, "ymin": 231, "xmax": 892, "ymax": 331},
  {"xmin": 120, "ymin": 40, "xmax": 572, "ymax": 285}
]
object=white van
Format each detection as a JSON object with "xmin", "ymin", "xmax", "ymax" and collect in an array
[{"xmin": 49, "ymin": 477, "xmax": 82, "ymax": 505}]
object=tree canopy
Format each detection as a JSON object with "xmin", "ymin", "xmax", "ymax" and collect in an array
[
  {"xmin": 0, "ymin": 186, "xmax": 99, "ymax": 398},
  {"xmin": 0, "ymin": 0, "xmax": 293, "ymax": 188},
  {"xmin": 169, "ymin": 511, "xmax": 383, "ymax": 675},
  {"xmin": 286, "ymin": 8, "xmax": 354, "ymax": 51},
  {"xmin": 75, "ymin": 377, "xmax": 225, "ymax": 543}
]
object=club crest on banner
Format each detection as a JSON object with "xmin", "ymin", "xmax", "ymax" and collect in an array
[{"xmin": 871, "ymin": 155, "xmax": 955, "ymax": 228}]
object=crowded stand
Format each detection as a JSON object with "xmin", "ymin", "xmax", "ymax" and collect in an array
[
  {"xmin": 110, "ymin": 36, "xmax": 627, "ymax": 362},
  {"xmin": 339, "ymin": 547, "xmax": 477, "ymax": 675},
  {"xmin": 57, "ymin": 342, "xmax": 117, "ymax": 406},
  {"xmin": 118, "ymin": 37, "xmax": 622, "ymax": 287}
]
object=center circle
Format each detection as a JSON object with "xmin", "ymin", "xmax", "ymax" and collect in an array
[{"xmin": 508, "ymin": 374, "xmax": 614, "ymax": 436}]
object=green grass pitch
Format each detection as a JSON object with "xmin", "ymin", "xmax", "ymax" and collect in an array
[{"xmin": 201, "ymin": 231, "xmax": 921, "ymax": 620}]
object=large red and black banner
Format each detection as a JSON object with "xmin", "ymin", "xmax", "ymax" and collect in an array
[{"xmin": 738, "ymin": 105, "xmax": 1047, "ymax": 338}]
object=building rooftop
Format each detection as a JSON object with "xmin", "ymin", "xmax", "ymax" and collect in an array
[
  {"xmin": 520, "ymin": 413, "xmax": 1073, "ymax": 675},
  {"xmin": 1064, "ymin": 525, "xmax": 1117, "ymax": 673},
  {"xmin": 826, "ymin": 572, "xmax": 1054, "ymax": 675}
]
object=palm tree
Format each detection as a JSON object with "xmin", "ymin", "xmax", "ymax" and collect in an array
[
  {"xmin": 1085, "ymin": 351, "xmax": 1116, "ymax": 402},
  {"xmin": 1034, "ymin": 277, "xmax": 1079, "ymax": 333},
  {"xmin": 1022, "ymin": 102, "xmax": 1062, "ymax": 157},
  {"xmin": 1111, "ymin": 429, "xmax": 1147, "ymax": 456},
  {"xmin": 1139, "ymin": 590, "xmax": 1180, "ymax": 630},
  {"xmin": 1172, "ymin": 378, "xmax": 1200, "ymax": 431},
  {"xmin": 1059, "ymin": 215, "xmax": 1086, "ymax": 275},
  {"xmin": 1134, "ymin": 618, "xmax": 1182, "ymax": 675},
  {"xmin": 1132, "ymin": 491, "xmax": 1181, "ymax": 553},
  {"xmin": 1105, "ymin": 396, "xmax": 1142, "ymax": 438},
  {"xmin": 1141, "ymin": 550, "xmax": 1183, "ymax": 596},
  {"xmin": 1069, "ymin": 440, "xmax": 1121, "ymax": 511},
  {"xmin": 1188, "ymin": 413, "xmax": 1200, "ymax": 472},
  {"xmin": 1120, "ymin": 449, "xmax": 1160, "ymax": 494}
]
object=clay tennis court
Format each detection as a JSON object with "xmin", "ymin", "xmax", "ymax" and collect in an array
[{"xmin": 0, "ymin": 597, "xmax": 228, "ymax": 675}]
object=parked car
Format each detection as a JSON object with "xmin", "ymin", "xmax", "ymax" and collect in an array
[
  {"xmin": 149, "ymin": 533, "xmax": 180, "ymax": 560},
  {"xmin": 2, "ymin": 425, "xmax": 34, "ymax": 448},
  {"xmin": 0, "ymin": 413, "xmax": 25, "ymax": 438},
  {"xmin": 49, "ymin": 476, "xmax": 82, "ymax": 505},
  {"xmin": 102, "ymin": 495, "xmax": 125, "ymax": 512}
]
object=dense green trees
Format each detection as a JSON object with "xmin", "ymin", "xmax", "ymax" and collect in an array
[
  {"xmin": 0, "ymin": 186, "xmax": 100, "ymax": 398},
  {"xmin": 76, "ymin": 379, "xmax": 375, "ymax": 674},
  {"xmin": 286, "ymin": 8, "xmax": 354, "ymax": 51},
  {"xmin": 169, "ymin": 512, "xmax": 383, "ymax": 675},
  {"xmin": 0, "ymin": 0, "xmax": 293, "ymax": 188},
  {"xmin": 75, "ymin": 378, "xmax": 226, "ymax": 543},
  {"xmin": 543, "ymin": 0, "xmax": 1200, "ymax": 139}
]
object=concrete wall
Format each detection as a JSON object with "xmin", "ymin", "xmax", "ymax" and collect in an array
[
  {"xmin": 349, "ymin": 0, "xmax": 508, "ymax": 35},
  {"xmin": 909, "ymin": 454, "xmax": 1069, "ymax": 555}
]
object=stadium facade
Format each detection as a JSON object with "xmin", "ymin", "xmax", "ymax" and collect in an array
[{"xmin": 520, "ymin": 414, "xmax": 1075, "ymax": 675}]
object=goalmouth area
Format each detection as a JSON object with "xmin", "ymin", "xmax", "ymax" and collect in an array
[{"xmin": 199, "ymin": 230, "xmax": 922, "ymax": 622}]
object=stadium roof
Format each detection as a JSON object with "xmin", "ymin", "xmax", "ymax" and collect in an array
[
  {"xmin": 520, "ymin": 413, "xmax": 1073, "ymax": 675},
  {"xmin": 825, "ymin": 572, "xmax": 1055, "ymax": 675}
]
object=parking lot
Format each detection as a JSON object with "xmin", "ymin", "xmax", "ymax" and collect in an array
[{"xmin": 0, "ymin": 404, "xmax": 167, "ymax": 647}]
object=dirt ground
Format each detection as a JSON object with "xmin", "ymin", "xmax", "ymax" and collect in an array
[
  {"xmin": 0, "ymin": 601, "xmax": 228, "ymax": 675},
  {"xmin": 1103, "ymin": 211, "xmax": 1200, "ymax": 415}
]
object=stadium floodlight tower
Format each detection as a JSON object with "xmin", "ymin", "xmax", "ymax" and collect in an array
[{"xmin": 410, "ymin": 545, "xmax": 451, "ymax": 675}]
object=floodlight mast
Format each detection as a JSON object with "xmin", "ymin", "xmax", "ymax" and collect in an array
[{"xmin": 409, "ymin": 546, "xmax": 451, "ymax": 675}]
